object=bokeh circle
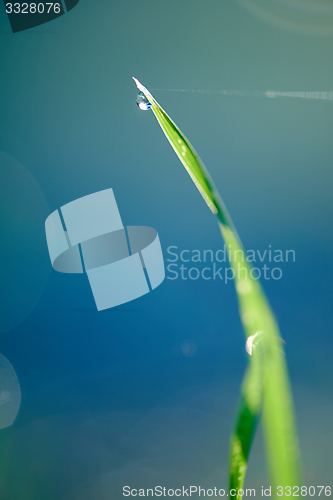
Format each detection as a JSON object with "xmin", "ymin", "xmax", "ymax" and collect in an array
[{"xmin": 0, "ymin": 152, "xmax": 51, "ymax": 334}]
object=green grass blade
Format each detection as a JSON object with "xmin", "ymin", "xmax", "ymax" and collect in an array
[
  {"xmin": 133, "ymin": 77, "xmax": 230, "ymax": 224},
  {"xmin": 221, "ymin": 224, "xmax": 301, "ymax": 492},
  {"xmin": 229, "ymin": 359, "xmax": 262, "ymax": 498},
  {"xmin": 133, "ymin": 78, "xmax": 302, "ymax": 496}
]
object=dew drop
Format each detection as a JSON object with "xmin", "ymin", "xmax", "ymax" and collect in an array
[{"xmin": 136, "ymin": 91, "xmax": 152, "ymax": 111}]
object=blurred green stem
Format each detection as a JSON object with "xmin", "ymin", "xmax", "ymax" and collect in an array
[{"xmin": 133, "ymin": 78, "xmax": 302, "ymax": 496}]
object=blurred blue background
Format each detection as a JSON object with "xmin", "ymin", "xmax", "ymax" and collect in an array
[{"xmin": 0, "ymin": 1, "xmax": 333, "ymax": 498}]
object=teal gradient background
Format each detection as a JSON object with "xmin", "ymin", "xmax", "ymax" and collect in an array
[{"xmin": 0, "ymin": 1, "xmax": 333, "ymax": 498}]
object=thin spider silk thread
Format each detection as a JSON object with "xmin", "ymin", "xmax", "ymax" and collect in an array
[{"xmin": 149, "ymin": 89, "xmax": 333, "ymax": 101}]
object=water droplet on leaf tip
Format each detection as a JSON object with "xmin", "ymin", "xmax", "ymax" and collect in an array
[{"xmin": 136, "ymin": 91, "xmax": 152, "ymax": 111}]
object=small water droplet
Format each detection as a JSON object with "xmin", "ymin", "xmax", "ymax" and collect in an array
[
  {"xmin": 245, "ymin": 330, "xmax": 268, "ymax": 356},
  {"xmin": 136, "ymin": 91, "xmax": 152, "ymax": 111}
]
